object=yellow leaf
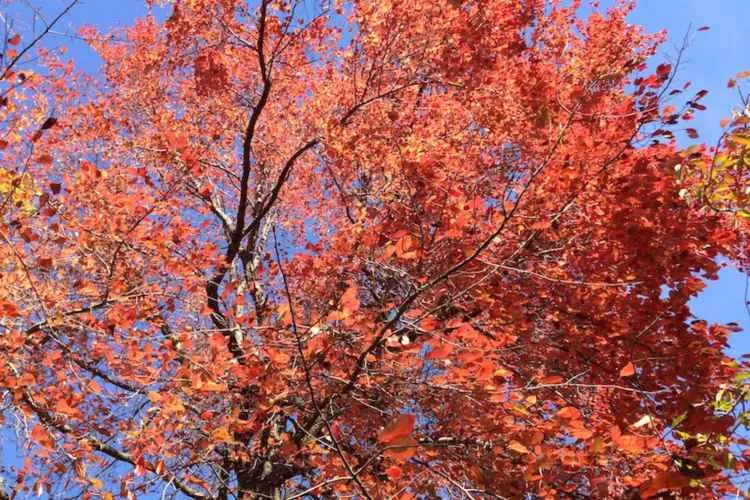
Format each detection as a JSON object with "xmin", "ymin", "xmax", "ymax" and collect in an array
[
  {"xmin": 507, "ymin": 440, "xmax": 530, "ymax": 454},
  {"xmin": 493, "ymin": 367, "xmax": 513, "ymax": 378},
  {"xmin": 212, "ymin": 426, "xmax": 233, "ymax": 443},
  {"xmin": 590, "ymin": 436, "xmax": 605, "ymax": 454},
  {"xmin": 200, "ymin": 381, "xmax": 228, "ymax": 393}
]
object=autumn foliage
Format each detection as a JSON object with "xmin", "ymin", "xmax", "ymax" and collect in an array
[{"xmin": 0, "ymin": 0, "xmax": 749, "ymax": 498}]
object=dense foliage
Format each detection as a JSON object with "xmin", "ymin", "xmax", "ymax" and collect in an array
[{"xmin": 0, "ymin": 0, "xmax": 748, "ymax": 497}]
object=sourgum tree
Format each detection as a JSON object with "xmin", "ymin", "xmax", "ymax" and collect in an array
[{"xmin": 0, "ymin": 0, "xmax": 748, "ymax": 498}]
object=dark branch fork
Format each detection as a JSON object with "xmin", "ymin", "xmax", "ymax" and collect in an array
[{"xmin": 204, "ymin": 0, "xmax": 272, "ymax": 355}]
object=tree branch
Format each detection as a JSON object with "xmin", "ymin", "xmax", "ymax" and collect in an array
[
  {"xmin": 21, "ymin": 393, "xmax": 209, "ymax": 499},
  {"xmin": 272, "ymin": 226, "xmax": 372, "ymax": 499}
]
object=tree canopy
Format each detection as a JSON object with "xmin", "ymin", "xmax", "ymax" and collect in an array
[{"xmin": 0, "ymin": 0, "xmax": 748, "ymax": 498}]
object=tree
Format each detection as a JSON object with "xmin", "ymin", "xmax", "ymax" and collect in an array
[
  {"xmin": 675, "ymin": 69, "xmax": 750, "ymax": 495},
  {"xmin": 0, "ymin": 0, "xmax": 748, "ymax": 497}
]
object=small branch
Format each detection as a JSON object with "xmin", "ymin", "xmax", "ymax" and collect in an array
[
  {"xmin": 272, "ymin": 226, "xmax": 373, "ymax": 500},
  {"xmin": 21, "ymin": 393, "xmax": 209, "ymax": 499},
  {"xmin": 0, "ymin": 0, "xmax": 79, "ymax": 80}
]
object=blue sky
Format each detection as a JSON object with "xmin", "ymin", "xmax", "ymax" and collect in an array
[{"xmin": 30, "ymin": 0, "xmax": 747, "ymax": 358}]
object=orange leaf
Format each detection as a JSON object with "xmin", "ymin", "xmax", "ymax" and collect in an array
[
  {"xmin": 30, "ymin": 425, "xmax": 55, "ymax": 449},
  {"xmin": 395, "ymin": 234, "xmax": 418, "ymax": 259},
  {"xmin": 74, "ymin": 459, "xmax": 86, "ymax": 480},
  {"xmin": 340, "ymin": 285, "xmax": 360, "ymax": 315},
  {"xmin": 556, "ymin": 406, "xmax": 582, "ymax": 420},
  {"xmin": 212, "ymin": 426, "xmax": 233, "ymax": 443},
  {"xmin": 619, "ymin": 362, "xmax": 635, "ymax": 378},
  {"xmin": 200, "ymin": 381, "xmax": 228, "ymax": 393},
  {"xmin": 610, "ymin": 425, "xmax": 657, "ymax": 454},
  {"xmin": 383, "ymin": 435, "xmax": 418, "ymax": 460},
  {"xmin": 507, "ymin": 440, "xmax": 530, "ymax": 454},
  {"xmin": 493, "ymin": 367, "xmax": 513, "ymax": 378},
  {"xmin": 530, "ymin": 219, "xmax": 551, "ymax": 230}
]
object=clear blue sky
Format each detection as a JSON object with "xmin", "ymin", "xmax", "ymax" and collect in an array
[{"xmin": 32, "ymin": 0, "xmax": 747, "ymax": 358}]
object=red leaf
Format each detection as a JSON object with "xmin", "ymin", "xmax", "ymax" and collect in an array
[
  {"xmin": 36, "ymin": 154, "xmax": 53, "ymax": 164},
  {"xmin": 426, "ymin": 343, "xmax": 453, "ymax": 360},
  {"xmin": 378, "ymin": 414, "xmax": 415, "ymax": 444},
  {"xmin": 694, "ymin": 89, "xmax": 708, "ymax": 100},
  {"xmin": 0, "ymin": 300, "xmax": 20, "ymax": 317},
  {"xmin": 656, "ymin": 63, "xmax": 671, "ymax": 80},
  {"xmin": 386, "ymin": 465, "xmax": 403, "ymax": 480},
  {"xmin": 639, "ymin": 470, "xmax": 690, "ymax": 496},
  {"xmin": 8, "ymin": 34, "xmax": 20, "ymax": 46}
]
